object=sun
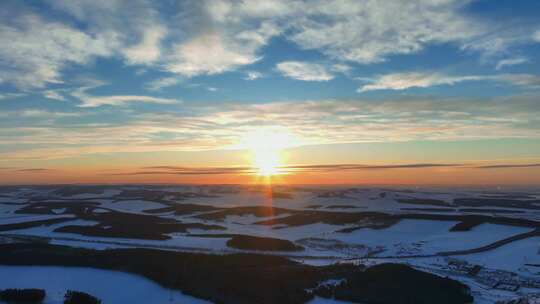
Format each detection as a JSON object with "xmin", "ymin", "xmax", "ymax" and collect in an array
[
  {"xmin": 253, "ymin": 148, "xmax": 280, "ymax": 176},
  {"xmin": 241, "ymin": 128, "xmax": 293, "ymax": 176}
]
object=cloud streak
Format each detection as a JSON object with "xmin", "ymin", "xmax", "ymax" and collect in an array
[
  {"xmin": 109, "ymin": 163, "xmax": 465, "ymax": 176},
  {"xmin": 68, "ymin": 80, "xmax": 180, "ymax": 107},
  {"xmin": 145, "ymin": 77, "xmax": 182, "ymax": 91},
  {"xmin": 496, "ymin": 57, "xmax": 528, "ymax": 70},
  {"xmin": 110, "ymin": 162, "xmax": 540, "ymax": 177},
  {"xmin": 475, "ymin": 163, "xmax": 540, "ymax": 169},
  {"xmin": 16, "ymin": 168, "xmax": 54, "ymax": 173},
  {"xmin": 276, "ymin": 61, "xmax": 335, "ymax": 81},
  {"xmin": 358, "ymin": 72, "xmax": 540, "ymax": 92},
  {"xmin": 1, "ymin": 94, "xmax": 539, "ymax": 161},
  {"xmin": 78, "ymin": 95, "xmax": 178, "ymax": 108}
]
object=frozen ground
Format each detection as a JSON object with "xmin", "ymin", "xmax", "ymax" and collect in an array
[
  {"xmin": 306, "ymin": 297, "xmax": 355, "ymax": 304},
  {"xmin": 0, "ymin": 265, "xmax": 210, "ymax": 304},
  {"xmin": 462, "ymin": 236, "xmax": 540, "ymax": 273},
  {"xmin": 0, "ymin": 184, "xmax": 538, "ymax": 303},
  {"xmin": 333, "ymin": 220, "xmax": 533, "ymax": 257}
]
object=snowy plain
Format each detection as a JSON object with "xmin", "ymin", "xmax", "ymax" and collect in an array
[
  {"xmin": 0, "ymin": 265, "xmax": 211, "ymax": 304},
  {"xmin": 0, "ymin": 185, "xmax": 538, "ymax": 303}
]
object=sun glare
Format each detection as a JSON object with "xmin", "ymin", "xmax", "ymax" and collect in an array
[{"xmin": 241, "ymin": 128, "xmax": 293, "ymax": 176}]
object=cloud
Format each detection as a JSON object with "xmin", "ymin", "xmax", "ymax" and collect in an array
[
  {"xmin": 25, "ymin": 162, "xmax": 540, "ymax": 176},
  {"xmin": 16, "ymin": 168, "xmax": 52, "ymax": 172},
  {"xmin": 18, "ymin": 110, "xmax": 80, "ymax": 118},
  {"xmin": 163, "ymin": 1, "xmax": 534, "ymax": 75},
  {"xmin": 159, "ymin": 3, "xmax": 283, "ymax": 77},
  {"xmin": 145, "ymin": 77, "xmax": 182, "ymax": 91},
  {"xmin": 0, "ymin": 13, "xmax": 114, "ymax": 90},
  {"xmin": 244, "ymin": 71, "xmax": 263, "ymax": 80},
  {"xmin": 358, "ymin": 72, "xmax": 540, "ymax": 92},
  {"xmin": 67, "ymin": 80, "xmax": 180, "ymax": 107},
  {"xmin": 1, "ymin": 0, "xmax": 539, "ymax": 90},
  {"xmin": 475, "ymin": 163, "xmax": 540, "ymax": 169},
  {"xmin": 358, "ymin": 72, "xmax": 483, "ymax": 92},
  {"xmin": 110, "ymin": 163, "xmax": 463, "ymax": 176},
  {"xmin": 276, "ymin": 61, "xmax": 335, "ymax": 81},
  {"xmin": 1, "ymin": 94, "xmax": 539, "ymax": 161},
  {"xmin": 0, "ymin": 1, "xmax": 165, "ymax": 89},
  {"xmin": 331, "ymin": 64, "xmax": 352, "ymax": 74},
  {"xmin": 0, "ymin": 93, "xmax": 26, "ymax": 100},
  {"xmin": 460, "ymin": 24, "xmax": 540, "ymax": 62},
  {"xmin": 43, "ymin": 90, "xmax": 67, "ymax": 101},
  {"xmin": 534, "ymin": 30, "xmax": 540, "ymax": 42},
  {"xmin": 78, "ymin": 95, "xmax": 178, "ymax": 108},
  {"xmin": 166, "ymin": 32, "xmax": 262, "ymax": 77},
  {"xmin": 123, "ymin": 25, "xmax": 167, "ymax": 65},
  {"xmin": 495, "ymin": 74, "xmax": 540, "ymax": 89},
  {"xmin": 283, "ymin": 163, "xmax": 463, "ymax": 172},
  {"xmin": 287, "ymin": 0, "xmax": 481, "ymax": 64},
  {"xmin": 46, "ymin": 0, "xmax": 165, "ymax": 65},
  {"xmin": 496, "ymin": 57, "xmax": 528, "ymax": 70},
  {"xmin": 114, "ymin": 166, "xmax": 254, "ymax": 176},
  {"xmin": 462, "ymin": 34, "xmax": 518, "ymax": 59}
]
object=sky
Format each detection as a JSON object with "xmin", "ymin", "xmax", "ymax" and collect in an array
[{"xmin": 1, "ymin": 0, "xmax": 540, "ymax": 185}]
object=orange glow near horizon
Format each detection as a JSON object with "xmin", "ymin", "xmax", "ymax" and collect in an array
[
  {"xmin": 2, "ymin": 163, "xmax": 540, "ymax": 186},
  {"xmin": 2, "ymin": 138, "xmax": 540, "ymax": 185}
]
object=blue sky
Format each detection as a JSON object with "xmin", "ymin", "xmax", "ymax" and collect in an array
[{"xmin": 0, "ymin": 0, "xmax": 540, "ymax": 184}]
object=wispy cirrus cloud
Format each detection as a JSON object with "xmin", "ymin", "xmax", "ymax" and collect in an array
[
  {"xmin": 16, "ymin": 168, "xmax": 53, "ymax": 172},
  {"xmin": 0, "ymin": 93, "xmax": 26, "ymax": 100},
  {"xmin": 475, "ymin": 163, "xmax": 540, "ymax": 169},
  {"xmin": 145, "ymin": 77, "xmax": 182, "ymax": 91},
  {"xmin": 244, "ymin": 71, "xmax": 263, "ymax": 80},
  {"xmin": 534, "ymin": 30, "xmax": 540, "ymax": 42},
  {"xmin": 496, "ymin": 74, "xmax": 540, "ymax": 88},
  {"xmin": 69, "ymin": 80, "xmax": 180, "ymax": 107},
  {"xmin": 0, "ymin": 167, "xmax": 53, "ymax": 173},
  {"xmin": 276, "ymin": 61, "xmax": 350, "ymax": 81},
  {"xmin": 1, "ymin": 94, "xmax": 539, "ymax": 161},
  {"xmin": 43, "ymin": 90, "xmax": 67, "ymax": 101},
  {"xmin": 113, "ymin": 166, "xmax": 255, "ymax": 176},
  {"xmin": 276, "ymin": 61, "xmax": 335, "ymax": 81},
  {"xmin": 78, "ymin": 95, "xmax": 178, "ymax": 108},
  {"xmin": 358, "ymin": 72, "xmax": 540, "ymax": 92},
  {"xmin": 109, "ymin": 163, "xmax": 465, "ymax": 176},
  {"xmin": 358, "ymin": 73, "xmax": 483, "ymax": 92},
  {"xmin": 119, "ymin": 162, "xmax": 539, "ymax": 177},
  {"xmin": 496, "ymin": 57, "xmax": 528, "ymax": 70}
]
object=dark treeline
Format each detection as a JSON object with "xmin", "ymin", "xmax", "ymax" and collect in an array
[
  {"xmin": 0, "ymin": 243, "xmax": 472, "ymax": 304},
  {"xmin": 226, "ymin": 235, "xmax": 304, "ymax": 251},
  {"xmin": 64, "ymin": 290, "xmax": 101, "ymax": 304},
  {"xmin": 0, "ymin": 288, "xmax": 45, "ymax": 303}
]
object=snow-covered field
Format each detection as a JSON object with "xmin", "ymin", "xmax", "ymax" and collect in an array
[
  {"xmin": 462, "ymin": 236, "xmax": 540, "ymax": 273},
  {"xmin": 0, "ymin": 185, "xmax": 538, "ymax": 303},
  {"xmin": 333, "ymin": 220, "xmax": 533, "ymax": 256},
  {"xmin": 0, "ymin": 266, "xmax": 210, "ymax": 304}
]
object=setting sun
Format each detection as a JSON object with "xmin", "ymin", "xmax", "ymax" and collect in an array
[{"xmin": 241, "ymin": 128, "xmax": 293, "ymax": 176}]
